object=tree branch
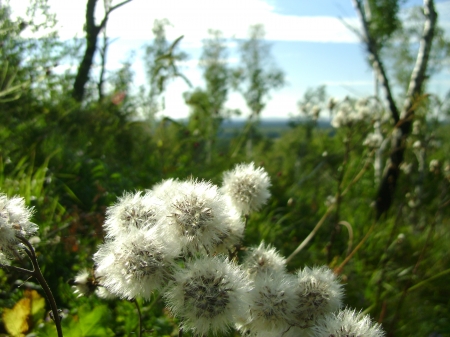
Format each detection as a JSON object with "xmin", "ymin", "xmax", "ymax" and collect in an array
[
  {"xmin": 352, "ymin": 0, "xmax": 400, "ymax": 123},
  {"xmin": 99, "ymin": 0, "xmax": 133, "ymax": 30}
]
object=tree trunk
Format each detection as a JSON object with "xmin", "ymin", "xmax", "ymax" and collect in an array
[{"xmin": 72, "ymin": 0, "xmax": 102, "ymax": 102}]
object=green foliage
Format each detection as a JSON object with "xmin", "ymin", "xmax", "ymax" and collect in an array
[
  {"xmin": 0, "ymin": 1, "xmax": 449, "ymax": 336},
  {"xmin": 40, "ymin": 305, "xmax": 114, "ymax": 337}
]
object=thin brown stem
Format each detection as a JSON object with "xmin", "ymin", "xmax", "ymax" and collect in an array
[
  {"xmin": 16, "ymin": 236, "xmax": 63, "ymax": 337},
  {"xmin": 334, "ymin": 220, "xmax": 376, "ymax": 275}
]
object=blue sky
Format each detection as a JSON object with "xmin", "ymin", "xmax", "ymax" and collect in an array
[{"xmin": 11, "ymin": 0, "xmax": 450, "ymax": 119}]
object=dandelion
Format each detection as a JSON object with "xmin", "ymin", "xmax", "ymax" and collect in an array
[
  {"xmin": 221, "ymin": 162, "xmax": 271, "ymax": 215},
  {"xmin": 103, "ymin": 191, "xmax": 158, "ymax": 238},
  {"xmin": 242, "ymin": 242, "xmax": 286, "ymax": 278},
  {"xmin": 156, "ymin": 179, "xmax": 231, "ymax": 255},
  {"xmin": 244, "ymin": 272, "xmax": 296, "ymax": 335},
  {"xmin": 94, "ymin": 229, "xmax": 179, "ymax": 300},
  {"xmin": 165, "ymin": 256, "xmax": 250, "ymax": 336},
  {"xmin": 290, "ymin": 266, "xmax": 343, "ymax": 329},
  {"xmin": 311, "ymin": 308, "xmax": 385, "ymax": 337},
  {"xmin": 0, "ymin": 193, "xmax": 36, "ymax": 258}
]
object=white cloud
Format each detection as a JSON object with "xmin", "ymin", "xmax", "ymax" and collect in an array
[{"xmin": 10, "ymin": 0, "xmax": 360, "ymax": 43}]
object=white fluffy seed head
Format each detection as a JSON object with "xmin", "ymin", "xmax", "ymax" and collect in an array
[
  {"xmin": 72, "ymin": 269, "xmax": 96, "ymax": 297},
  {"xmin": 155, "ymin": 179, "xmax": 231, "ymax": 255},
  {"xmin": 212, "ymin": 202, "xmax": 245, "ymax": 255},
  {"xmin": 221, "ymin": 162, "xmax": 271, "ymax": 215},
  {"xmin": 363, "ymin": 132, "xmax": 383, "ymax": 148},
  {"xmin": 242, "ymin": 242, "xmax": 287, "ymax": 279},
  {"xmin": 311, "ymin": 308, "xmax": 385, "ymax": 337},
  {"xmin": 93, "ymin": 229, "xmax": 179, "ymax": 300},
  {"xmin": 0, "ymin": 193, "xmax": 36, "ymax": 257},
  {"xmin": 243, "ymin": 272, "xmax": 297, "ymax": 335},
  {"xmin": 291, "ymin": 266, "xmax": 344, "ymax": 329},
  {"xmin": 103, "ymin": 191, "xmax": 159, "ymax": 238},
  {"xmin": 165, "ymin": 256, "xmax": 251, "ymax": 336}
]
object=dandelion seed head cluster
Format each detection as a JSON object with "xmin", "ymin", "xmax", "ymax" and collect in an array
[
  {"xmin": 0, "ymin": 193, "xmax": 36, "ymax": 257},
  {"xmin": 243, "ymin": 242, "xmax": 286, "ymax": 278},
  {"xmin": 70, "ymin": 163, "xmax": 385, "ymax": 336},
  {"xmin": 311, "ymin": 309, "xmax": 385, "ymax": 337},
  {"xmin": 165, "ymin": 256, "xmax": 250, "ymax": 335},
  {"xmin": 292, "ymin": 266, "xmax": 344, "ymax": 329},
  {"xmin": 94, "ymin": 229, "xmax": 178, "ymax": 300},
  {"xmin": 157, "ymin": 179, "xmax": 232, "ymax": 254},
  {"xmin": 221, "ymin": 162, "xmax": 271, "ymax": 215},
  {"xmin": 331, "ymin": 98, "xmax": 379, "ymax": 129},
  {"xmin": 244, "ymin": 272, "xmax": 296, "ymax": 334},
  {"xmin": 72, "ymin": 269, "xmax": 96, "ymax": 298},
  {"xmin": 104, "ymin": 191, "xmax": 158, "ymax": 238}
]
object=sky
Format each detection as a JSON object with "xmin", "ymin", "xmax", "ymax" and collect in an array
[{"xmin": 9, "ymin": 0, "xmax": 450, "ymax": 119}]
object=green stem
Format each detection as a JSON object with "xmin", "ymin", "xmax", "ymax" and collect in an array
[
  {"xmin": 407, "ymin": 268, "xmax": 450, "ymax": 293},
  {"xmin": 132, "ymin": 299, "xmax": 143, "ymax": 337}
]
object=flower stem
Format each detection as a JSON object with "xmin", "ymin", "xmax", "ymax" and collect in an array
[
  {"xmin": 132, "ymin": 299, "xmax": 143, "ymax": 337},
  {"xmin": 16, "ymin": 235, "xmax": 63, "ymax": 337},
  {"xmin": 286, "ymin": 205, "xmax": 335, "ymax": 264}
]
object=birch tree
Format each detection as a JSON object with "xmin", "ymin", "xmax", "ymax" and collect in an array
[{"xmin": 352, "ymin": 0, "xmax": 438, "ymax": 218}]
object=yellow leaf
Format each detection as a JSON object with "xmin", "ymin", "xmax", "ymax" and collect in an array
[
  {"xmin": 2, "ymin": 297, "xmax": 31, "ymax": 337},
  {"xmin": 25, "ymin": 290, "xmax": 46, "ymax": 323}
]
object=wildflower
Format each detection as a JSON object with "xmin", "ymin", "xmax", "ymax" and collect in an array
[
  {"xmin": 429, "ymin": 159, "xmax": 439, "ymax": 173},
  {"xmin": 71, "ymin": 269, "xmax": 97, "ymax": 297},
  {"xmin": 0, "ymin": 193, "xmax": 36, "ymax": 257},
  {"xmin": 244, "ymin": 272, "xmax": 296, "ymax": 335},
  {"xmin": 165, "ymin": 256, "xmax": 250, "ymax": 336},
  {"xmin": 155, "ymin": 179, "xmax": 231, "ymax": 255},
  {"xmin": 412, "ymin": 120, "xmax": 421, "ymax": 135},
  {"xmin": 363, "ymin": 132, "xmax": 383, "ymax": 148},
  {"xmin": 103, "ymin": 191, "xmax": 158, "ymax": 238},
  {"xmin": 400, "ymin": 162, "xmax": 412, "ymax": 175},
  {"xmin": 242, "ymin": 242, "xmax": 287, "ymax": 278},
  {"xmin": 331, "ymin": 106, "xmax": 349, "ymax": 128},
  {"xmin": 213, "ymin": 203, "xmax": 245, "ymax": 255},
  {"xmin": 94, "ymin": 229, "xmax": 179, "ymax": 300},
  {"xmin": 221, "ymin": 162, "xmax": 271, "ymax": 215},
  {"xmin": 324, "ymin": 195, "xmax": 336, "ymax": 208},
  {"xmin": 311, "ymin": 308, "xmax": 385, "ymax": 337},
  {"xmin": 291, "ymin": 266, "xmax": 343, "ymax": 329},
  {"xmin": 95, "ymin": 286, "xmax": 116, "ymax": 300}
]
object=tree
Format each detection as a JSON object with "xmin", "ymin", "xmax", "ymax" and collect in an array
[
  {"xmin": 352, "ymin": 0, "xmax": 438, "ymax": 218},
  {"xmin": 233, "ymin": 24, "xmax": 285, "ymax": 156},
  {"xmin": 185, "ymin": 29, "xmax": 233, "ymax": 163},
  {"xmin": 72, "ymin": 0, "xmax": 133, "ymax": 102},
  {"xmin": 142, "ymin": 19, "xmax": 190, "ymax": 117}
]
